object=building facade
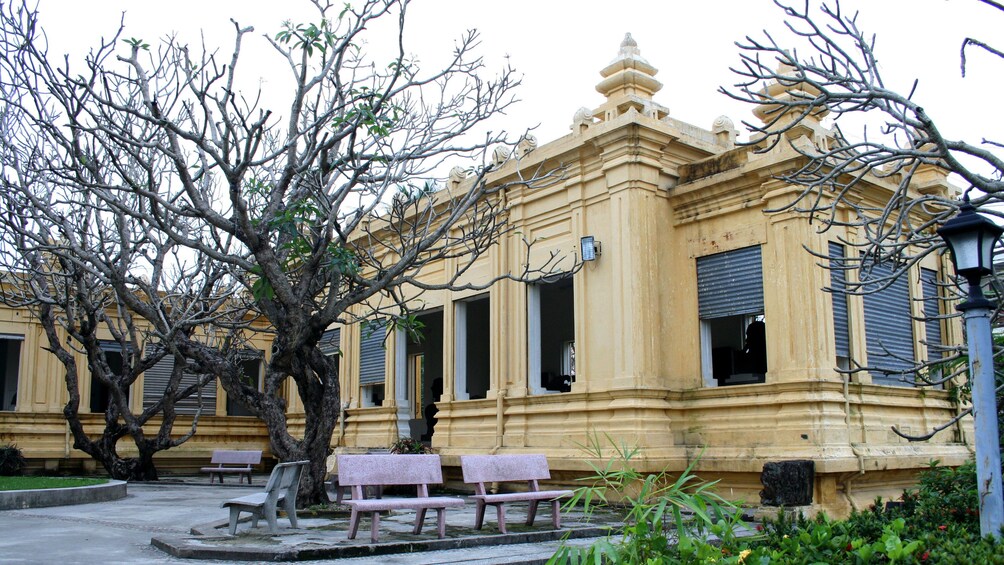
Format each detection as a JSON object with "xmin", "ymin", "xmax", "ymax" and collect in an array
[{"xmin": 0, "ymin": 35, "xmax": 970, "ymax": 515}]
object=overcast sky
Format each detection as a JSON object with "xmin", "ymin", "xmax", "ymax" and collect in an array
[{"xmin": 33, "ymin": 0, "xmax": 1003, "ymax": 179}]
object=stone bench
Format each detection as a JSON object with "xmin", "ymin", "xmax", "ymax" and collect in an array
[
  {"xmin": 221, "ymin": 460, "xmax": 308, "ymax": 535},
  {"xmin": 460, "ymin": 454, "xmax": 573, "ymax": 534},
  {"xmin": 337, "ymin": 454, "xmax": 465, "ymax": 543},
  {"xmin": 200, "ymin": 450, "xmax": 262, "ymax": 484}
]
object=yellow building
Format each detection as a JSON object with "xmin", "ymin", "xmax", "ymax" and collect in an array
[
  {"xmin": 0, "ymin": 35, "xmax": 969, "ymax": 515},
  {"xmin": 332, "ymin": 35, "xmax": 969, "ymax": 515}
]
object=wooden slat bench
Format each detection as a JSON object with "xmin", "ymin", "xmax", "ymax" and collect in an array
[
  {"xmin": 460, "ymin": 454, "xmax": 573, "ymax": 534},
  {"xmin": 221, "ymin": 460, "xmax": 308, "ymax": 535},
  {"xmin": 201, "ymin": 450, "xmax": 262, "ymax": 484},
  {"xmin": 337, "ymin": 454, "xmax": 465, "ymax": 543}
]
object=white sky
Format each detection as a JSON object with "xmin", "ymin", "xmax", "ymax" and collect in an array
[{"xmin": 33, "ymin": 0, "xmax": 1004, "ymax": 178}]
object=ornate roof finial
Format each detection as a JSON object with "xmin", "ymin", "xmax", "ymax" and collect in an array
[
  {"xmin": 596, "ymin": 32, "xmax": 662, "ymax": 103},
  {"xmin": 619, "ymin": 33, "xmax": 639, "ymax": 56}
]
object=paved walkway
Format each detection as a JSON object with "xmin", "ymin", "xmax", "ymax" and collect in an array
[{"xmin": 0, "ymin": 479, "xmax": 615, "ymax": 564}]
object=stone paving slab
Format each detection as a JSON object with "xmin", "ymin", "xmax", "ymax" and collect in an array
[
  {"xmin": 0, "ymin": 479, "xmax": 623, "ymax": 564},
  {"xmin": 154, "ymin": 494, "xmax": 622, "ymax": 561}
]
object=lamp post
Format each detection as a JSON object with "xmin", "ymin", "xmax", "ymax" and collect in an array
[{"xmin": 937, "ymin": 197, "xmax": 1004, "ymax": 538}]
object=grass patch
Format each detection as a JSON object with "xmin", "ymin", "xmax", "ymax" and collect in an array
[{"xmin": 0, "ymin": 476, "xmax": 108, "ymax": 491}]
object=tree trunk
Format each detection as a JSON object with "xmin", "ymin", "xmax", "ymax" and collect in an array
[
  {"xmin": 106, "ymin": 453, "xmax": 159, "ymax": 481},
  {"xmin": 262, "ymin": 342, "xmax": 341, "ymax": 507}
]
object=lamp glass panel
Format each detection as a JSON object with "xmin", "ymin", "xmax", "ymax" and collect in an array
[
  {"xmin": 581, "ymin": 237, "xmax": 596, "ymax": 262},
  {"xmin": 978, "ymin": 234, "xmax": 997, "ymax": 271},
  {"xmin": 946, "ymin": 231, "xmax": 982, "ymax": 272}
]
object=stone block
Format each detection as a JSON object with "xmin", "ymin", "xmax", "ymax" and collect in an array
[{"xmin": 760, "ymin": 460, "xmax": 814, "ymax": 506}]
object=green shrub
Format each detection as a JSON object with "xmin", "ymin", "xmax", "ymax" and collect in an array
[
  {"xmin": 389, "ymin": 437, "xmax": 431, "ymax": 454},
  {"xmin": 551, "ymin": 450, "xmax": 1003, "ymax": 564},
  {"xmin": 549, "ymin": 433, "xmax": 750, "ymax": 565},
  {"xmin": 745, "ymin": 459, "xmax": 1003, "ymax": 563},
  {"xmin": 0, "ymin": 443, "xmax": 26, "ymax": 476}
]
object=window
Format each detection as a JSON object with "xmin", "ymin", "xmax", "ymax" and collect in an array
[
  {"xmin": 697, "ymin": 246, "xmax": 766, "ymax": 386},
  {"xmin": 829, "ymin": 243, "xmax": 852, "ymax": 370},
  {"xmin": 92, "ymin": 341, "xmax": 124, "ymax": 413},
  {"xmin": 861, "ymin": 262, "xmax": 916, "ymax": 385},
  {"xmin": 320, "ymin": 328, "xmax": 341, "ymax": 358},
  {"xmin": 528, "ymin": 278, "xmax": 575, "ymax": 394},
  {"xmin": 0, "ymin": 334, "xmax": 23, "ymax": 411},
  {"xmin": 921, "ymin": 268, "xmax": 945, "ymax": 361},
  {"xmin": 359, "ymin": 319, "xmax": 387, "ymax": 407},
  {"xmin": 141, "ymin": 345, "xmax": 219, "ymax": 416},
  {"xmin": 226, "ymin": 352, "xmax": 263, "ymax": 416},
  {"xmin": 402, "ymin": 310, "xmax": 443, "ymax": 442},
  {"xmin": 454, "ymin": 295, "xmax": 490, "ymax": 400}
]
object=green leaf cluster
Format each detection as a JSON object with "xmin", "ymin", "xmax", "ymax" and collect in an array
[{"xmin": 275, "ymin": 19, "xmax": 337, "ymax": 56}]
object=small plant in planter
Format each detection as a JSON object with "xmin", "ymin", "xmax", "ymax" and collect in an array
[
  {"xmin": 390, "ymin": 437, "xmax": 431, "ymax": 454},
  {"xmin": 0, "ymin": 443, "xmax": 27, "ymax": 476}
]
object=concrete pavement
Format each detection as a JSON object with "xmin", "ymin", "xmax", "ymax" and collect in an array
[{"xmin": 0, "ymin": 479, "xmax": 614, "ymax": 564}]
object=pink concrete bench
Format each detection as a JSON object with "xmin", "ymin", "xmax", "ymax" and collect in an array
[
  {"xmin": 221, "ymin": 460, "xmax": 307, "ymax": 535},
  {"xmin": 460, "ymin": 454, "xmax": 572, "ymax": 534},
  {"xmin": 200, "ymin": 450, "xmax": 262, "ymax": 484},
  {"xmin": 337, "ymin": 454, "xmax": 465, "ymax": 543}
]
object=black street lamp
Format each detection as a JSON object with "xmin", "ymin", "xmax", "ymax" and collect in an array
[{"xmin": 937, "ymin": 196, "xmax": 1004, "ymax": 538}]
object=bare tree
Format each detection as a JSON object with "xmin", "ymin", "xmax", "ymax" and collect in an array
[
  {"xmin": 723, "ymin": 0, "xmax": 1004, "ymax": 435},
  {"xmin": 0, "ymin": 0, "xmax": 564, "ymax": 502},
  {"xmin": 0, "ymin": 166, "xmax": 237, "ymax": 479}
]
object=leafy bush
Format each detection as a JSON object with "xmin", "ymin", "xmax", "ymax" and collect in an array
[
  {"xmin": 549, "ymin": 433, "xmax": 750, "ymax": 564},
  {"xmin": 742, "ymin": 459, "xmax": 1002, "ymax": 564},
  {"xmin": 0, "ymin": 443, "xmax": 26, "ymax": 476},
  {"xmin": 551, "ymin": 447, "xmax": 1004, "ymax": 564},
  {"xmin": 389, "ymin": 437, "xmax": 431, "ymax": 454}
]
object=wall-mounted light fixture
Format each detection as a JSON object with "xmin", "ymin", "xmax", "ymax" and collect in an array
[{"xmin": 580, "ymin": 236, "xmax": 602, "ymax": 262}]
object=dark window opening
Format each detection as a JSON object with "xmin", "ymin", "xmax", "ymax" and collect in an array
[
  {"xmin": 91, "ymin": 343, "xmax": 123, "ymax": 413},
  {"xmin": 407, "ymin": 310, "xmax": 442, "ymax": 442},
  {"xmin": 532, "ymin": 278, "xmax": 575, "ymax": 393},
  {"xmin": 227, "ymin": 356, "xmax": 262, "ymax": 416},
  {"xmin": 463, "ymin": 296, "xmax": 490, "ymax": 400},
  {"xmin": 0, "ymin": 337, "xmax": 22, "ymax": 411}
]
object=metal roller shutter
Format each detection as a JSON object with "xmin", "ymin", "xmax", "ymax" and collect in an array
[
  {"xmin": 697, "ymin": 245, "xmax": 764, "ymax": 319},
  {"xmin": 358, "ymin": 319, "xmax": 386, "ymax": 385},
  {"xmin": 829, "ymin": 243, "xmax": 851, "ymax": 358},
  {"xmin": 320, "ymin": 328, "xmax": 341, "ymax": 356},
  {"xmin": 861, "ymin": 263, "xmax": 916, "ymax": 384},
  {"xmin": 141, "ymin": 345, "xmax": 216, "ymax": 415},
  {"xmin": 921, "ymin": 268, "xmax": 944, "ymax": 359}
]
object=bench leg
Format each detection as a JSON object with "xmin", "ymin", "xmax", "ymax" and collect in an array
[
  {"xmin": 436, "ymin": 508, "xmax": 447, "ymax": 539},
  {"xmin": 265, "ymin": 506, "xmax": 279, "ymax": 534},
  {"xmin": 527, "ymin": 500, "xmax": 540, "ymax": 526},
  {"xmin": 551, "ymin": 500, "xmax": 562, "ymax": 529},
  {"xmin": 228, "ymin": 507, "xmax": 241, "ymax": 535},
  {"xmin": 347, "ymin": 509, "xmax": 361, "ymax": 540},
  {"xmin": 413, "ymin": 508, "xmax": 427, "ymax": 535},
  {"xmin": 496, "ymin": 503, "xmax": 508, "ymax": 535},
  {"xmin": 474, "ymin": 499, "xmax": 486, "ymax": 530},
  {"xmin": 370, "ymin": 512, "xmax": 380, "ymax": 543},
  {"xmin": 284, "ymin": 497, "xmax": 298, "ymax": 529}
]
